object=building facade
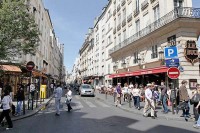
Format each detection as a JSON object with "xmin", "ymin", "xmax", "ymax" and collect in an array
[{"xmin": 78, "ymin": 0, "xmax": 200, "ymax": 89}]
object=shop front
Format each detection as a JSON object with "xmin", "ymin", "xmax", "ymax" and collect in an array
[{"xmin": 109, "ymin": 66, "xmax": 170, "ymax": 87}]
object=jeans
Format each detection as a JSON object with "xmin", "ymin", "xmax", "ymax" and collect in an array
[
  {"xmin": 133, "ymin": 96, "xmax": 140, "ymax": 108},
  {"xmin": 182, "ymin": 101, "xmax": 190, "ymax": 116},
  {"xmin": 17, "ymin": 101, "xmax": 23, "ymax": 114},
  {"xmin": 162, "ymin": 95, "xmax": 168, "ymax": 113},
  {"xmin": 197, "ymin": 114, "xmax": 200, "ymax": 125},
  {"xmin": 55, "ymin": 98, "xmax": 61, "ymax": 114}
]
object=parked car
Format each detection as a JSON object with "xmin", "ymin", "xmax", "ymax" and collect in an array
[{"xmin": 79, "ymin": 84, "xmax": 95, "ymax": 97}]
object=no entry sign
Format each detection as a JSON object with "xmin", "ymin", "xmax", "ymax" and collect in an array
[
  {"xmin": 167, "ymin": 67, "xmax": 180, "ymax": 79},
  {"xmin": 26, "ymin": 61, "xmax": 35, "ymax": 71}
]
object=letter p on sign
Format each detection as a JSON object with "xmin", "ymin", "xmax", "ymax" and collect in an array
[{"xmin": 164, "ymin": 46, "xmax": 178, "ymax": 59}]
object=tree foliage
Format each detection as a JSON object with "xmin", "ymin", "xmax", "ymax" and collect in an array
[{"xmin": 0, "ymin": 0, "xmax": 40, "ymax": 61}]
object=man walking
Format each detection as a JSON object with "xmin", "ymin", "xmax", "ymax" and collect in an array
[
  {"xmin": 54, "ymin": 83, "xmax": 63, "ymax": 116},
  {"xmin": 160, "ymin": 81, "xmax": 168, "ymax": 114},
  {"xmin": 143, "ymin": 83, "xmax": 156, "ymax": 119}
]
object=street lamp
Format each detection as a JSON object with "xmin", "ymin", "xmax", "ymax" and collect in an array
[
  {"xmin": 138, "ymin": 58, "xmax": 142, "ymax": 68},
  {"xmin": 159, "ymin": 50, "xmax": 165, "ymax": 65},
  {"xmin": 122, "ymin": 61, "xmax": 126, "ymax": 68}
]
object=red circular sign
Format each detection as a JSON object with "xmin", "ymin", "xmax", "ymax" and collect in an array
[
  {"xmin": 26, "ymin": 61, "xmax": 35, "ymax": 71},
  {"xmin": 167, "ymin": 67, "xmax": 180, "ymax": 79}
]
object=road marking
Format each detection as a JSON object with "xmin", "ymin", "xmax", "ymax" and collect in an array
[
  {"xmin": 85, "ymin": 101, "xmax": 96, "ymax": 108},
  {"xmin": 95, "ymin": 100, "xmax": 110, "ymax": 107},
  {"xmin": 71, "ymin": 101, "xmax": 84, "ymax": 109}
]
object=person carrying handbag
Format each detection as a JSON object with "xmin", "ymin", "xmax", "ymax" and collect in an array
[
  {"xmin": 0, "ymin": 90, "xmax": 13, "ymax": 130},
  {"xmin": 65, "ymin": 88, "xmax": 72, "ymax": 112}
]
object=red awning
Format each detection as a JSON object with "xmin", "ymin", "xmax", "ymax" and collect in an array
[{"xmin": 109, "ymin": 66, "xmax": 168, "ymax": 78}]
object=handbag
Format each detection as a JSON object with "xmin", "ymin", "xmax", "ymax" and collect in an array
[
  {"xmin": 191, "ymin": 93, "xmax": 200, "ymax": 104},
  {"xmin": 177, "ymin": 101, "xmax": 189, "ymax": 110}
]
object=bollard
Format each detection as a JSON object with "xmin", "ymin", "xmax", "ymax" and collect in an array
[
  {"xmin": 120, "ymin": 94, "xmax": 122, "ymax": 104},
  {"xmin": 172, "ymin": 99, "xmax": 175, "ymax": 114},
  {"xmin": 31, "ymin": 98, "xmax": 34, "ymax": 110},
  {"xmin": 114, "ymin": 92, "xmax": 116, "ymax": 102},
  {"xmin": 105, "ymin": 91, "xmax": 107, "ymax": 99}
]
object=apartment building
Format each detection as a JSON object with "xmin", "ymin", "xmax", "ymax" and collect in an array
[{"xmin": 78, "ymin": 0, "xmax": 200, "ymax": 89}]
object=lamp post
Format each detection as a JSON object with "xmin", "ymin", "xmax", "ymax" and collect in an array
[
  {"xmin": 159, "ymin": 50, "xmax": 165, "ymax": 65},
  {"xmin": 138, "ymin": 58, "xmax": 142, "ymax": 68},
  {"xmin": 122, "ymin": 61, "xmax": 126, "ymax": 69}
]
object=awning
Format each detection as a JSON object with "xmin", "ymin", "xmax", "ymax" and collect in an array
[
  {"xmin": 0, "ymin": 65, "xmax": 22, "ymax": 72},
  {"xmin": 32, "ymin": 71, "xmax": 47, "ymax": 78},
  {"xmin": 109, "ymin": 66, "xmax": 168, "ymax": 78}
]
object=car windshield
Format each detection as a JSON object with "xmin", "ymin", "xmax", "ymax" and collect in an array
[{"xmin": 82, "ymin": 84, "xmax": 92, "ymax": 89}]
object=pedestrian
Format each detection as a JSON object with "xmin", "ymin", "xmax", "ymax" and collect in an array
[
  {"xmin": 160, "ymin": 81, "xmax": 169, "ymax": 114},
  {"xmin": 179, "ymin": 80, "xmax": 190, "ymax": 118},
  {"xmin": 191, "ymin": 84, "xmax": 200, "ymax": 123},
  {"xmin": 16, "ymin": 84, "xmax": 25, "ymax": 115},
  {"xmin": 193, "ymin": 100, "xmax": 200, "ymax": 129},
  {"xmin": 54, "ymin": 83, "xmax": 63, "ymax": 116},
  {"xmin": 4, "ymin": 81, "xmax": 13, "ymax": 99},
  {"xmin": 132, "ymin": 84, "xmax": 141, "ymax": 110},
  {"xmin": 65, "ymin": 88, "xmax": 72, "ymax": 112},
  {"xmin": 0, "ymin": 90, "xmax": 13, "ymax": 130},
  {"xmin": 122, "ymin": 83, "xmax": 129, "ymax": 102},
  {"xmin": 143, "ymin": 83, "xmax": 156, "ymax": 119},
  {"xmin": 0, "ymin": 82, "xmax": 2, "ymax": 102},
  {"xmin": 115, "ymin": 83, "xmax": 122, "ymax": 107}
]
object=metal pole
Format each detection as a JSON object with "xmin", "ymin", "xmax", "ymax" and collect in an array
[
  {"xmin": 23, "ymin": 87, "xmax": 25, "ymax": 115},
  {"xmin": 171, "ymin": 80, "xmax": 175, "ymax": 114},
  {"xmin": 129, "ymin": 94, "xmax": 131, "ymax": 108},
  {"xmin": 105, "ymin": 90, "xmax": 107, "ymax": 99}
]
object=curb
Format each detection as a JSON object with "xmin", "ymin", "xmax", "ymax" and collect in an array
[
  {"xmin": 12, "ymin": 96, "xmax": 54, "ymax": 121},
  {"xmin": 96, "ymin": 96, "xmax": 194, "ymax": 122}
]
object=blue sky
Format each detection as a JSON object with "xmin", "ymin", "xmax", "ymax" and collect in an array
[{"xmin": 43, "ymin": 0, "xmax": 200, "ymax": 72}]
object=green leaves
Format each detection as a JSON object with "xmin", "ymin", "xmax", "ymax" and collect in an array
[{"xmin": 0, "ymin": 0, "xmax": 40, "ymax": 61}]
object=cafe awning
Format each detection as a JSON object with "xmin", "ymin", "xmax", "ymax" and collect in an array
[
  {"xmin": 0, "ymin": 65, "xmax": 22, "ymax": 72},
  {"xmin": 32, "ymin": 71, "xmax": 47, "ymax": 78},
  {"xmin": 109, "ymin": 66, "xmax": 168, "ymax": 78}
]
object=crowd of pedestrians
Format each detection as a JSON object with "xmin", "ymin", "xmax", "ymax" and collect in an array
[{"xmin": 98, "ymin": 80, "xmax": 200, "ymax": 129}]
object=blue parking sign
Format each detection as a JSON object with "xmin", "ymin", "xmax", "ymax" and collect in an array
[{"xmin": 164, "ymin": 46, "xmax": 178, "ymax": 59}]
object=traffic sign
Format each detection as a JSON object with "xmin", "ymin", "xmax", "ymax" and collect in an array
[
  {"xmin": 167, "ymin": 67, "xmax": 180, "ymax": 79},
  {"xmin": 164, "ymin": 46, "xmax": 178, "ymax": 59},
  {"xmin": 165, "ymin": 58, "xmax": 180, "ymax": 68},
  {"xmin": 26, "ymin": 61, "xmax": 35, "ymax": 71}
]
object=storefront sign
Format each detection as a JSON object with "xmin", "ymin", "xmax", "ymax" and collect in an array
[
  {"xmin": 165, "ymin": 58, "xmax": 179, "ymax": 68},
  {"xmin": 184, "ymin": 40, "xmax": 198, "ymax": 65}
]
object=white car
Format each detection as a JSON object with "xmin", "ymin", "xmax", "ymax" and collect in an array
[{"xmin": 79, "ymin": 84, "xmax": 95, "ymax": 97}]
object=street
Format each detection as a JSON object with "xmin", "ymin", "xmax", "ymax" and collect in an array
[{"xmin": 1, "ymin": 93, "xmax": 199, "ymax": 133}]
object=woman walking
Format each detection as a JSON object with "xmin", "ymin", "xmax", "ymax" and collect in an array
[
  {"xmin": 0, "ymin": 90, "xmax": 13, "ymax": 130},
  {"xmin": 115, "ymin": 83, "xmax": 122, "ymax": 107}
]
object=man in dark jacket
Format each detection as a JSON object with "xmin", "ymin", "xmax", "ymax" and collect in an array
[
  {"xmin": 16, "ymin": 84, "xmax": 25, "ymax": 115},
  {"xmin": 160, "ymin": 81, "xmax": 168, "ymax": 114},
  {"xmin": 179, "ymin": 80, "xmax": 190, "ymax": 117}
]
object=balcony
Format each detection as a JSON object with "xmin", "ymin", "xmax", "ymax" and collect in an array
[
  {"xmin": 113, "ymin": 28, "xmax": 116, "ymax": 34},
  {"xmin": 141, "ymin": 0, "xmax": 149, "ymax": 11},
  {"xmin": 150, "ymin": 0, "xmax": 156, "ymax": 3},
  {"xmin": 113, "ymin": 9, "xmax": 116, "ymax": 16},
  {"xmin": 121, "ymin": 0, "xmax": 126, "ymax": 6},
  {"xmin": 122, "ymin": 19, "xmax": 126, "ymax": 27},
  {"xmin": 117, "ymin": 23, "xmax": 121, "ymax": 31},
  {"xmin": 117, "ymin": 5, "xmax": 121, "ymax": 12},
  {"xmin": 127, "ymin": 13, "xmax": 132, "ymax": 22},
  {"xmin": 134, "ymin": 9, "xmax": 140, "ymax": 17},
  {"xmin": 109, "ymin": 7, "xmax": 200, "ymax": 55}
]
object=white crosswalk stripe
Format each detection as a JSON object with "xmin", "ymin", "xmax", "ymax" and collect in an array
[
  {"xmin": 84, "ymin": 101, "xmax": 96, "ymax": 108},
  {"xmin": 95, "ymin": 100, "xmax": 110, "ymax": 107}
]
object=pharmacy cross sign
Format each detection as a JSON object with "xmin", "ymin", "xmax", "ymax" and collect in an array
[{"xmin": 167, "ymin": 67, "xmax": 180, "ymax": 79}]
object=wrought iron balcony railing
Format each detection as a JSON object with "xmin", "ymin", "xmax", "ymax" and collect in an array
[
  {"xmin": 121, "ymin": 0, "xmax": 126, "ymax": 6},
  {"xmin": 134, "ymin": 9, "xmax": 140, "ymax": 17},
  {"xmin": 117, "ymin": 5, "xmax": 121, "ymax": 12},
  {"xmin": 127, "ymin": 13, "xmax": 133, "ymax": 22},
  {"xmin": 117, "ymin": 23, "xmax": 121, "ymax": 31},
  {"xmin": 109, "ymin": 7, "xmax": 200, "ymax": 55},
  {"xmin": 150, "ymin": 0, "xmax": 156, "ymax": 3},
  {"xmin": 141, "ymin": 0, "xmax": 149, "ymax": 11}
]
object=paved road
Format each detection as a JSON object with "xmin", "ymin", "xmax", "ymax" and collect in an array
[{"xmin": 1, "ymin": 93, "xmax": 199, "ymax": 133}]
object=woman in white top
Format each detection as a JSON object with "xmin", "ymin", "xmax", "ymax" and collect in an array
[
  {"xmin": 0, "ymin": 90, "xmax": 13, "ymax": 130},
  {"xmin": 132, "ymin": 84, "xmax": 141, "ymax": 110},
  {"xmin": 65, "ymin": 88, "xmax": 72, "ymax": 112},
  {"xmin": 123, "ymin": 83, "xmax": 129, "ymax": 102}
]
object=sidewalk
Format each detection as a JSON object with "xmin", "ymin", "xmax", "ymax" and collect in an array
[
  {"xmin": 10, "ymin": 96, "xmax": 54, "ymax": 121},
  {"xmin": 95, "ymin": 93, "xmax": 195, "ymax": 122}
]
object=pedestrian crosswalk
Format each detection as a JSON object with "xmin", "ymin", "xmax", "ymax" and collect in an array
[{"xmin": 37, "ymin": 97, "xmax": 110, "ymax": 115}]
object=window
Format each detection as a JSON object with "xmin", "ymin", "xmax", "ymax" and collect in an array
[
  {"xmin": 174, "ymin": 0, "xmax": 183, "ymax": 7},
  {"xmin": 107, "ymin": 36, "xmax": 111, "ymax": 45},
  {"xmin": 118, "ymin": 14, "xmax": 121, "ymax": 24},
  {"xmin": 136, "ymin": 20, "xmax": 140, "ymax": 34},
  {"xmin": 123, "ymin": 31, "xmax": 126, "ymax": 41},
  {"xmin": 167, "ymin": 35, "xmax": 176, "ymax": 46},
  {"xmin": 123, "ymin": 8, "xmax": 126, "ymax": 20},
  {"xmin": 136, "ymin": 0, "xmax": 140, "ymax": 11},
  {"xmin": 154, "ymin": 5, "xmax": 160, "ymax": 21},
  {"xmin": 108, "ymin": 23, "xmax": 110, "ymax": 31},
  {"xmin": 118, "ymin": 34, "xmax": 121, "ymax": 44},
  {"xmin": 151, "ymin": 45, "xmax": 158, "ymax": 59},
  {"xmin": 133, "ymin": 52, "xmax": 139, "ymax": 64},
  {"xmin": 107, "ymin": 10, "xmax": 111, "ymax": 19}
]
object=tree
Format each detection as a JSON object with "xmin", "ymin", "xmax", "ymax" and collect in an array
[{"xmin": 0, "ymin": 0, "xmax": 40, "ymax": 61}]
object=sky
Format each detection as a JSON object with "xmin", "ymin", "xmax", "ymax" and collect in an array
[{"xmin": 43, "ymin": 0, "xmax": 200, "ymax": 72}]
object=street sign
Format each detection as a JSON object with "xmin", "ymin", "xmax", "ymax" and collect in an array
[
  {"xmin": 26, "ymin": 61, "xmax": 35, "ymax": 71},
  {"xmin": 167, "ymin": 67, "xmax": 180, "ymax": 79},
  {"xmin": 165, "ymin": 58, "xmax": 180, "ymax": 68},
  {"xmin": 164, "ymin": 46, "xmax": 178, "ymax": 59}
]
